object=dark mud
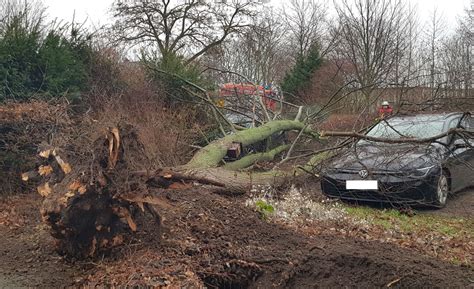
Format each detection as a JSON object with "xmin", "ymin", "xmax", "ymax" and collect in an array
[
  {"xmin": 0, "ymin": 190, "xmax": 472, "ymax": 288},
  {"xmin": 427, "ymin": 187, "xmax": 474, "ymax": 218}
]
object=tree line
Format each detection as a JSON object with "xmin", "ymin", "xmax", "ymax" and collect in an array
[{"xmin": 0, "ymin": 0, "xmax": 472, "ymax": 110}]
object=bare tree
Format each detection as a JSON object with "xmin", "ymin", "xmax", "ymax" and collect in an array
[
  {"xmin": 333, "ymin": 0, "xmax": 408, "ymax": 106},
  {"xmin": 111, "ymin": 0, "xmax": 256, "ymax": 64},
  {"xmin": 458, "ymin": 2, "xmax": 473, "ymax": 99},
  {"xmin": 205, "ymin": 0, "xmax": 329, "ymax": 84},
  {"xmin": 204, "ymin": 9, "xmax": 290, "ymax": 84},
  {"xmin": 390, "ymin": 3, "xmax": 416, "ymax": 85},
  {"xmin": 422, "ymin": 8, "xmax": 446, "ymax": 98},
  {"xmin": 387, "ymin": 3, "xmax": 427, "ymax": 107},
  {"xmin": 282, "ymin": 0, "xmax": 327, "ymax": 59},
  {"xmin": 435, "ymin": 3, "xmax": 473, "ymax": 106},
  {"xmin": 440, "ymin": 36, "xmax": 465, "ymax": 91}
]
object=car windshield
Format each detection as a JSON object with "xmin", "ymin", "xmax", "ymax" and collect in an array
[{"xmin": 366, "ymin": 118, "xmax": 446, "ymax": 139}]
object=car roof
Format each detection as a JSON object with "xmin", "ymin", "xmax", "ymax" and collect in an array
[{"xmin": 388, "ymin": 112, "xmax": 467, "ymax": 122}]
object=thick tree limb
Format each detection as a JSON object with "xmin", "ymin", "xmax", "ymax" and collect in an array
[
  {"xmin": 186, "ymin": 120, "xmax": 318, "ymax": 169},
  {"xmin": 223, "ymin": 144, "xmax": 290, "ymax": 171}
]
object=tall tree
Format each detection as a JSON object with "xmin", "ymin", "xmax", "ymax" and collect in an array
[
  {"xmin": 204, "ymin": 9, "xmax": 289, "ymax": 84},
  {"xmin": 111, "ymin": 0, "xmax": 256, "ymax": 65},
  {"xmin": 334, "ymin": 0, "xmax": 407, "ymax": 103},
  {"xmin": 282, "ymin": 0, "xmax": 327, "ymax": 59},
  {"xmin": 438, "ymin": 3, "xmax": 473, "ymax": 101},
  {"xmin": 458, "ymin": 3, "xmax": 473, "ymax": 98},
  {"xmin": 423, "ymin": 8, "xmax": 446, "ymax": 98},
  {"xmin": 281, "ymin": 44, "xmax": 322, "ymax": 101}
]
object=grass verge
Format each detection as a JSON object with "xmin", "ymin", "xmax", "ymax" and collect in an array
[{"xmin": 344, "ymin": 205, "xmax": 473, "ymax": 239}]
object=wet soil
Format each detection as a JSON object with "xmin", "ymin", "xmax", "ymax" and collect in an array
[
  {"xmin": 0, "ymin": 195, "xmax": 88, "ymax": 287},
  {"xmin": 428, "ymin": 187, "xmax": 474, "ymax": 218},
  {"xmin": 0, "ymin": 190, "xmax": 472, "ymax": 288}
]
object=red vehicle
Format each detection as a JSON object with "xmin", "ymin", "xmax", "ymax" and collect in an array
[{"xmin": 217, "ymin": 83, "xmax": 278, "ymax": 111}]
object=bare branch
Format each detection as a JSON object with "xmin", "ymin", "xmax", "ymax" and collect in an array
[{"xmin": 321, "ymin": 128, "xmax": 470, "ymax": 144}]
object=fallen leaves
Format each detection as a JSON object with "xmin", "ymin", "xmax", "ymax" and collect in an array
[{"xmin": 0, "ymin": 201, "xmax": 27, "ymax": 229}]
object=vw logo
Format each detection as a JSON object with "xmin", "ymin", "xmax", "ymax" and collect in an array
[{"xmin": 359, "ymin": 169, "xmax": 369, "ymax": 179}]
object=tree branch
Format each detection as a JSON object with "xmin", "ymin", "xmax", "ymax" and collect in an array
[{"xmin": 320, "ymin": 128, "xmax": 469, "ymax": 144}]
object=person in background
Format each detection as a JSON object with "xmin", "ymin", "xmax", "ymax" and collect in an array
[{"xmin": 378, "ymin": 101, "xmax": 393, "ymax": 119}]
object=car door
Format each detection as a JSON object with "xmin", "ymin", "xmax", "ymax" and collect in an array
[
  {"xmin": 446, "ymin": 114, "xmax": 474, "ymax": 192},
  {"xmin": 459, "ymin": 114, "xmax": 474, "ymax": 186}
]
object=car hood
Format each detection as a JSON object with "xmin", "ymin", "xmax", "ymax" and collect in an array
[{"xmin": 329, "ymin": 143, "xmax": 442, "ymax": 172}]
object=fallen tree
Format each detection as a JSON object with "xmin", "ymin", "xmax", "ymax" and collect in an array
[
  {"xmin": 27, "ymin": 107, "xmax": 472, "ymax": 258},
  {"xmin": 25, "ymin": 119, "xmax": 326, "ymax": 258}
]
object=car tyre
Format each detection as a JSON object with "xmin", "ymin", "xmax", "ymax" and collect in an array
[{"xmin": 432, "ymin": 171, "xmax": 449, "ymax": 208}]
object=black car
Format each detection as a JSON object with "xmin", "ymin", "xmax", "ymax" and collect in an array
[{"xmin": 321, "ymin": 112, "xmax": 474, "ymax": 207}]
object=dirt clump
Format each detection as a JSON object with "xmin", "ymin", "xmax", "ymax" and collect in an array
[{"xmin": 275, "ymin": 237, "xmax": 472, "ymax": 288}]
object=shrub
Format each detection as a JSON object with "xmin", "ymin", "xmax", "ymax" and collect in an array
[
  {"xmin": 37, "ymin": 30, "xmax": 89, "ymax": 96},
  {"xmin": 87, "ymin": 62, "xmax": 204, "ymax": 167},
  {"xmin": 0, "ymin": 1, "xmax": 93, "ymax": 101},
  {"xmin": 0, "ymin": 12, "xmax": 43, "ymax": 100},
  {"xmin": 255, "ymin": 200, "xmax": 275, "ymax": 220}
]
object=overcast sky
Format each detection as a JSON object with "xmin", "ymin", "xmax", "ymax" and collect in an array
[{"xmin": 42, "ymin": 0, "xmax": 471, "ymax": 32}]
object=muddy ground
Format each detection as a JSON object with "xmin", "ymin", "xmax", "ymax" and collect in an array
[
  {"xmin": 0, "ymin": 187, "xmax": 473, "ymax": 288},
  {"xmin": 428, "ymin": 188, "xmax": 474, "ymax": 219}
]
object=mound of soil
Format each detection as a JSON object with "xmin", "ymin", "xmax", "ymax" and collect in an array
[
  {"xmin": 278, "ymin": 237, "xmax": 472, "ymax": 288},
  {"xmin": 1, "ymin": 188, "xmax": 472, "ymax": 288}
]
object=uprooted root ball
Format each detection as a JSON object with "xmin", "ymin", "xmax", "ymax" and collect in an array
[{"xmin": 33, "ymin": 124, "xmax": 156, "ymax": 258}]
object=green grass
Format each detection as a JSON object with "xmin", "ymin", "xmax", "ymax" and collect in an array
[
  {"xmin": 344, "ymin": 205, "xmax": 473, "ymax": 239},
  {"xmin": 255, "ymin": 200, "xmax": 275, "ymax": 220}
]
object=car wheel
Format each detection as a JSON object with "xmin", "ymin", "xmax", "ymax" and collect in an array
[{"xmin": 432, "ymin": 171, "xmax": 449, "ymax": 208}]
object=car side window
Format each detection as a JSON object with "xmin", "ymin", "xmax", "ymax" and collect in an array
[
  {"xmin": 460, "ymin": 115, "xmax": 474, "ymax": 132},
  {"xmin": 451, "ymin": 115, "xmax": 474, "ymax": 148},
  {"xmin": 445, "ymin": 117, "xmax": 461, "ymax": 145},
  {"xmin": 448, "ymin": 117, "xmax": 461, "ymax": 130}
]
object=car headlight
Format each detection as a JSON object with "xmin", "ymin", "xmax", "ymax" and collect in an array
[{"xmin": 409, "ymin": 165, "xmax": 436, "ymax": 177}]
